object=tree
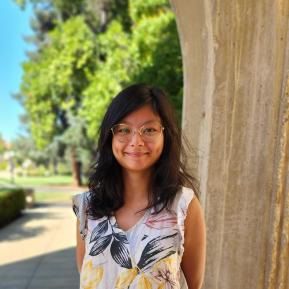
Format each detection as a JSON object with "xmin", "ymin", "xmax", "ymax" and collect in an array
[
  {"xmin": 15, "ymin": 0, "xmax": 183, "ymax": 185},
  {"xmin": 15, "ymin": 0, "xmax": 132, "ymax": 185},
  {"xmin": 80, "ymin": 20, "xmax": 133, "ymax": 140},
  {"xmin": 0, "ymin": 134, "xmax": 6, "ymax": 155},
  {"xmin": 81, "ymin": 0, "xmax": 183, "ymax": 140},
  {"xmin": 20, "ymin": 16, "xmax": 97, "ymax": 185},
  {"xmin": 129, "ymin": 0, "xmax": 183, "ymax": 120}
]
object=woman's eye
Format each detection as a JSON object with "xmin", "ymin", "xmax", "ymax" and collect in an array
[
  {"xmin": 118, "ymin": 127, "xmax": 131, "ymax": 134},
  {"xmin": 143, "ymin": 127, "xmax": 157, "ymax": 134}
]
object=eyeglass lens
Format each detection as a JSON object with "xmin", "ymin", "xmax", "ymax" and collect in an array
[{"xmin": 112, "ymin": 121, "xmax": 163, "ymax": 142}]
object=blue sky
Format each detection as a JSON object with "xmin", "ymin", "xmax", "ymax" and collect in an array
[{"xmin": 0, "ymin": 0, "xmax": 33, "ymax": 142}]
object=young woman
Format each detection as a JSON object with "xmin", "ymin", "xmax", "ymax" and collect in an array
[{"xmin": 72, "ymin": 84, "xmax": 206, "ymax": 289}]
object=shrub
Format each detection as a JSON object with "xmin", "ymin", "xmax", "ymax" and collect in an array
[
  {"xmin": 27, "ymin": 165, "xmax": 49, "ymax": 177},
  {"xmin": 0, "ymin": 161, "xmax": 7, "ymax": 170},
  {"xmin": 0, "ymin": 188, "xmax": 26, "ymax": 228},
  {"xmin": 57, "ymin": 162, "xmax": 72, "ymax": 176}
]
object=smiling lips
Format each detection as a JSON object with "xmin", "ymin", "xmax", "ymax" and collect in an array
[{"xmin": 124, "ymin": 152, "xmax": 149, "ymax": 157}]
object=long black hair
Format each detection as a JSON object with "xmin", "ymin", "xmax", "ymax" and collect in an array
[{"xmin": 88, "ymin": 83, "xmax": 199, "ymax": 218}]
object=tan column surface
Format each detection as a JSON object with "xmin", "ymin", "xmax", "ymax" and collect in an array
[{"xmin": 170, "ymin": 0, "xmax": 289, "ymax": 288}]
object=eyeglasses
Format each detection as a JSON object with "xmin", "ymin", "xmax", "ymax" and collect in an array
[{"xmin": 111, "ymin": 121, "xmax": 164, "ymax": 142}]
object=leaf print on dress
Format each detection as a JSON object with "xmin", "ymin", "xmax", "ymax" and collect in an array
[
  {"xmin": 137, "ymin": 233, "xmax": 178, "ymax": 271},
  {"xmin": 90, "ymin": 234, "xmax": 112, "ymax": 256},
  {"xmin": 90, "ymin": 219, "xmax": 109, "ymax": 243},
  {"xmin": 73, "ymin": 204, "xmax": 79, "ymax": 218},
  {"xmin": 145, "ymin": 211, "xmax": 178, "ymax": 229},
  {"xmin": 114, "ymin": 232, "xmax": 178, "ymax": 288},
  {"xmin": 80, "ymin": 260, "xmax": 104, "ymax": 289},
  {"xmin": 89, "ymin": 218, "xmax": 133, "ymax": 269},
  {"xmin": 111, "ymin": 237, "xmax": 133, "ymax": 268},
  {"xmin": 141, "ymin": 234, "xmax": 149, "ymax": 241},
  {"xmin": 114, "ymin": 231, "xmax": 129, "ymax": 243}
]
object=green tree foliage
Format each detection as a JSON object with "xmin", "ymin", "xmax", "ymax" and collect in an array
[
  {"xmin": 21, "ymin": 16, "xmax": 97, "ymax": 149},
  {"xmin": 19, "ymin": 15, "xmax": 97, "ymax": 184},
  {"xmin": 0, "ymin": 134, "xmax": 6, "ymax": 154},
  {"xmin": 80, "ymin": 20, "xmax": 133, "ymax": 140},
  {"xmin": 11, "ymin": 135, "xmax": 46, "ymax": 166},
  {"xmin": 16, "ymin": 0, "xmax": 183, "ymax": 184},
  {"xmin": 129, "ymin": 0, "xmax": 183, "ymax": 119},
  {"xmin": 81, "ymin": 0, "xmax": 183, "ymax": 139}
]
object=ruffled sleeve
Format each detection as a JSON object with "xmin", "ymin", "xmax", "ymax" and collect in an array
[{"xmin": 72, "ymin": 191, "xmax": 90, "ymax": 240}]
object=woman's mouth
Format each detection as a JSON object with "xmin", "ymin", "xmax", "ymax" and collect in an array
[{"xmin": 124, "ymin": 152, "xmax": 149, "ymax": 157}]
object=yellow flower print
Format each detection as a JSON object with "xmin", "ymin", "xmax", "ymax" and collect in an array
[
  {"xmin": 157, "ymin": 283, "xmax": 165, "ymax": 289},
  {"xmin": 115, "ymin": 267, "xmax": 138, "ymax": 289},
  {"xmin": 80, "ymin": 260, "xmax": 104, "ymax": 289},
  {"xmin": 153, "ymin": 254, "xmax": 177, "ymax": 272},
  {"xmin": 138, "ymin": 273, "xmax": 153, "ymax": 289}
]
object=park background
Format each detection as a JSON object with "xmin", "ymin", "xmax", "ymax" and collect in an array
[
  {"xmin": 0, "ymin": 0, "xmax": 181, "ymax": 203},
  {"xmin": 1, "ymin": 0, "xmax": 288, "ymax": 289},
  {"xmin": 0, "ymin": 1, "xmax": 185, "ymax": 288}
]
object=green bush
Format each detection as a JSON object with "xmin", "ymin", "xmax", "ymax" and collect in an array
[
  {"xmin": 0, "ymin": 162, "xmax": 7, "ymax": 170},
  {"xmin": 57, "ymin": 162, "xmax": 72, "ymax": 176},
  {"xmin": 27, "ymin": 165, "xmax": 49, "ymax": 177},
  {"xmin": 0, "ymin": 188, "xmax": 26, "ymax": 228}
]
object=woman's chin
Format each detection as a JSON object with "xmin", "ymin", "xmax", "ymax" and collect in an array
[{"xmin": 121, "ymin": 164, "xmax": 152, "ymax": 174}]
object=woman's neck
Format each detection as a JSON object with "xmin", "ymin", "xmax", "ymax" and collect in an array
[{"xmin": 122, "ymin": 169, "xmax": 151, "ymax": 205}]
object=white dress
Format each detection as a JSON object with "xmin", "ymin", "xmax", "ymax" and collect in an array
[{"xmin": 72, "ymin": 187, "xmax": 194, "ymax": 289}]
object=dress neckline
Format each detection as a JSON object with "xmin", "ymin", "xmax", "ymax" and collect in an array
[{"xmin": 111, "ymin": 208, "xmax": 151, "ymax": 234}]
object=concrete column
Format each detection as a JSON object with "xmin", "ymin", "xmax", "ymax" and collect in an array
[{"xmin": 170, "ymin": 1, "xmax": 289, "ymax": 288}]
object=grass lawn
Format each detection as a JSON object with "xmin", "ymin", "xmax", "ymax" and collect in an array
[
  {"xmin": 0, "ymin": 175, "xmax": 73, "ymax": 187},
  {"xmin": 0, "ymin": 173, "xmax": 84, "ymax": 204},
  {"xmin": 35, "ymin": 191, "xmax": 75, "ymax": 203},
  {"xmin": 0, "ymin": 187, "xmax": 75, "ymax": 203}
]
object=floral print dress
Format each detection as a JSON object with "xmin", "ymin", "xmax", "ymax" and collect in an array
[{"xmin": 72, "ymin": 187, "xmax": 195, "ymax": 289}]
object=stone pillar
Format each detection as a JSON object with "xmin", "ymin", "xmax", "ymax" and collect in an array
[{"xmin": 170, "ymin": 1, "xmax": 289, "ymax": 288}]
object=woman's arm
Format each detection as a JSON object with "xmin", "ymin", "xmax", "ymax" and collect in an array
[
  {"xmin": 181, "ymin": 197, "xmax": 206, "ymax": 289},
  {"xmin": 76, "ymin": 218, "xmax": 85, "ymax": 273}
]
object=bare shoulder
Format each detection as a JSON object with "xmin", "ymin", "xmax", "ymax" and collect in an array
[
  {"xmin": 76, "ymin": 218, "xmax": 85, "ymax": 273},
  {"xmin": 181, "ymin": 196, "xmax": 206, "ymax": 289},
  {"xmin": 185, "ymin": 197, "xmax": 205, "ymax": 231}
]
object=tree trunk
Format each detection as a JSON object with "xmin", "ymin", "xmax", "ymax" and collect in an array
[
  {"xmin": 71, "ymin": 146, "xmax": 82, "ymax": 187},
  {"xmin": 53, "ymin": 159, "xmax": 58, "ymax": 175}
]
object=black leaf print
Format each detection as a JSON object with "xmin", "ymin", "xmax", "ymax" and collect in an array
[
  {"xmin": 137, "ymin": 233, "xmax": 178, "ymax": 270},
  {"xmin": 141, "ymin": 234, "xmax": 148, "ymax": 241},
  {"xmin": 154, "ymin": 250, "xmax": 176, "ymax": 265},
  {"xmin": 90, "ymin": 219, "xmax": 109, "ymax": 243},
  {"xmin": 89, "ymin": 234, "xmax": 112, "ymax": 256},
  {"xmin": 114, "ymin": 232, "xmax": 129, "ymax": 244},
  {"xmin": 73, "ymin": 205, "xmax": 79, "ymax": 217},
  {"xmin": 110, "ymin": 237, "xmax": 132, "ymax": 269}
]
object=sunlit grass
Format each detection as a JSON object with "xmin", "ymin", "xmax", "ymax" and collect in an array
[
  {"xmin": 0, "ymin": 175, "xmax": 73, "ymax": 186},
  {"xmin": 35, "ymin": 191, "xmax": 75, "ymax": 203},
  {"xmin": 0, "ymin": 173, "xmax": 85, "ymax": 204}
]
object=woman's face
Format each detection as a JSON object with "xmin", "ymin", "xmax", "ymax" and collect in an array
[{"xmin": 112, "ymin": 105, "xmax": 164, "ymax": 174}]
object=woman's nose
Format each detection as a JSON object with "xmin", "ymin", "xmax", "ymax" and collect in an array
[{"xmin": 129, "ymin": 130, "xmax": 144, "ymax": 145}]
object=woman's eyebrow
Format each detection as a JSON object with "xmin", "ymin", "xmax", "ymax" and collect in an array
[{"xmin": 118, "ymin": 119, "xmax": 161, "ymax": 126}]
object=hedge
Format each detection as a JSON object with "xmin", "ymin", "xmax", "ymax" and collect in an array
[{"xmin": 0, "ymin": 188, "xmax": 26, "ymax": 228}]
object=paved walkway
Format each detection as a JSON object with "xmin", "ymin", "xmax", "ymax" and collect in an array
[{"xmin": 0, "ymin": 199, "xmax": 80, "ymax": 289}]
